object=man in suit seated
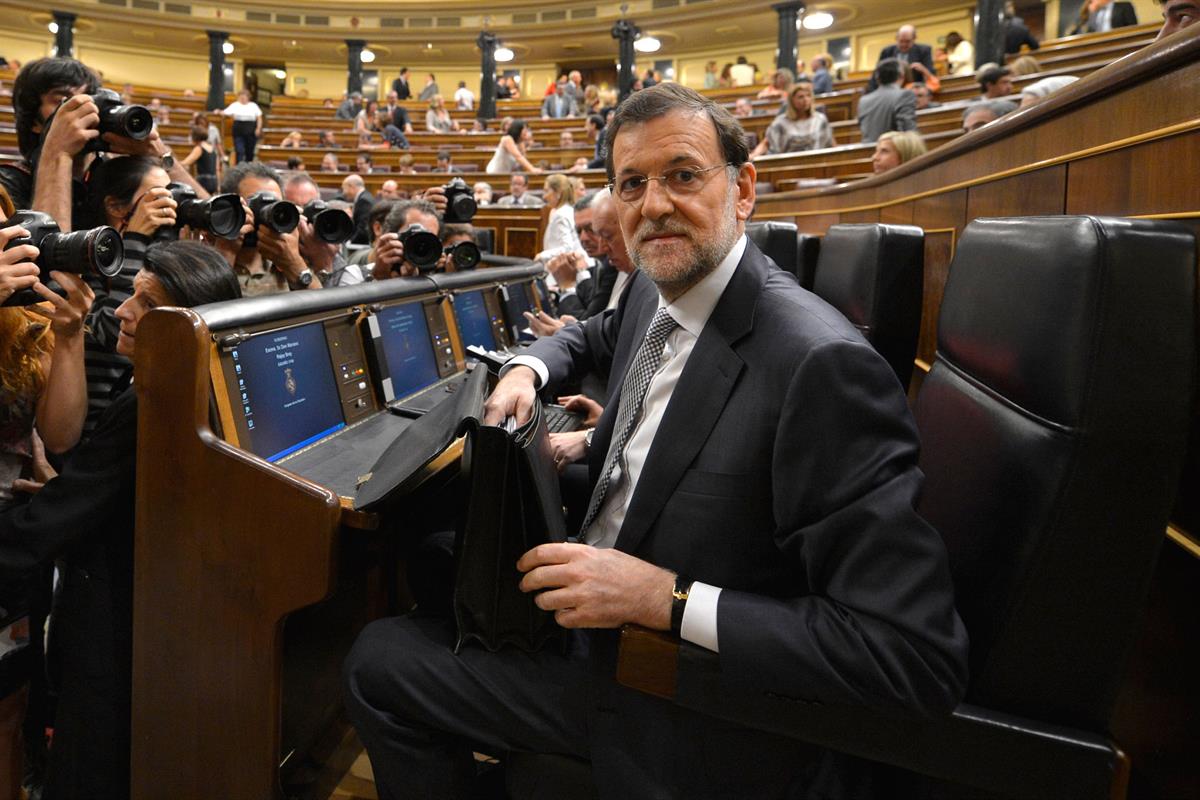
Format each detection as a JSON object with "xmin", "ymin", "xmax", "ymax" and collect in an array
[
  {"xmin": 857, "ymin": 58, "xmax": 918, "ymax": 143},
  {"xmin": 495, "ymin": 173, "xmax": 545, "ymax": 207},
  {"xmin": 343, "ymin": 82, "xmax": 968, "ymax": 799},
  {"xmin": 435, "ymin": 149, "xmax": 459, "ymax": 174}
]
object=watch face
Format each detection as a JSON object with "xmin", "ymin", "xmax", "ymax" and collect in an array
[{"xmin": 298, "ymin": 271, "xmax": 313, "ymax": 286}]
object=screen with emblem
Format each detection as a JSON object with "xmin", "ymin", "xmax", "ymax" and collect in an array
[
  {"xmin": 375, "ymin": 301, "xmax": 441, "ymax": 399},
  {"xmin": 229, "ymin": 321, "xmax": 346, "ymax": 462},
  {"xmin": 452, "ymin": 289, "xmax": 498, "ymax": 351}
]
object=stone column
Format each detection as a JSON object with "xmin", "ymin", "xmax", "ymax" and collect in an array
[
  {"xmin": 206, "ymin": 30, "xmax": 228, "ymax": 112},
  {"xmin": 612, "ymin": 19, "xmax": 639, "ymax": 103},
  {"xmin": 477, "ymin": 31, "xmax": 498, "ymax": 122},
  {"xmin": 53, "ymin": 11, "xmax": 77, "ymax": 58},
  {"xmin": 974, "ymin": 0, "xmax": 1007, "ymax": 68},
  {"xmin": 772, "ymin": 2, "xmax": 805, "ymax": 75},
  {"xmin": 346, "ymin": 39, "xmax": 365, "ymax": 95}
]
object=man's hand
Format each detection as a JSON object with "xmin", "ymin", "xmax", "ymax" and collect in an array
[
  {"xmin": 524, "ymin": 309, "xmax": 568, "ymax": 338},
  {"xmin": 0, "ymin": 226, "xmax": 40, "ymax": 304},
  {"xmin": 123, "ymin": 185, "xmax": 177, "ymax": 237},
  {"xmin": 39, "ymin": 94, "xmax": 100, "ymax": 161},
  {"xmin": 421, "ymin": 186, "xmax": 448, "ymax": 217},
  {"xmin": 103, "ymin": 126, "xmax": 168, "ymax": 159},
  {"xmin": 549, "ymin": 430, "xmax": 589, "ymax": 473},
  {"xmin": 546, "ymin": 251, "xmax": 587, "ymax": 289},
  {"xmin": 557, "ymin": 394, "xmax": 603, "ymax": 427},
  {"xmin": 256, "ymin": 225, "xmax": 311, "ymax": 285},
  {"xmin": 26, "ymin": 271, "xmax": 95, "ymax": 339},
  {"xmin": 517, "ymin": 543, "xmax": 675, "ymax": 630},
  {"xmin": 372, "ymin": 232, "xmax": 417, "ymax": 279},
  {"xmin": 207, "ymin": 198, "xmax": 253, "ymax": 268},
  {"xmin": 297, "ymin": 216, "xmax": 337, "ymax": 273},
  {"xmin": 483, "ymin": 365, "xmax": 538, "ymax": 426}
]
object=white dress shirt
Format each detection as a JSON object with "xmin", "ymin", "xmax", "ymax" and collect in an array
[
  {"xmin": 606, "ymin": 269, "xmax": 631, "ymax": 311},
  {"xmin": 507, "ymin": 235, "xmax": 747, "ymax": 653}
]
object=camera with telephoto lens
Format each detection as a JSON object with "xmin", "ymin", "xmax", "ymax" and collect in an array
[
  {"xmin": 247, "ymin": 191, "xmax": 300, "ymax": 234},
  {"xmin": 444, "ymin": 240, "xmax": 481, "ymax": 270},
  {"xmin": 398, "ymin": 223, "xmax": 443, "ymax": 271},
  {"xmin": 442, "ymin": 177, "xmax": 477, "ymax": 224},
  {"xmin": 2, "ymin": 210, "xmax": 124, "ymax": 307},
  {"xmin": 154, "ymin": 182, "xmax": 246, "ymax": 242},
  {"xmin": 302, "ymin": 199, "xmax": 354, "ymax": 244},
  {"xmin": 89, "ymin": 88, "xmax": 153, "ymax": 152}
]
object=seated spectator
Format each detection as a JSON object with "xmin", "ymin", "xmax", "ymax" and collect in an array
[
  {"xmin": 152, "ymin": 99, "xmax": 170, "ymax": 126},
  {"xmin": 945, "ymin": 31, "xmax": 975, "ymax": 76},
  {"xmin": 1009, "ymin": 55, "xmax": 1040, "ymax": 77},
  {"xmin": 286, "ymin": 156, "xmax": 304, "ymax": 171},
  {"xmin": 1019, "ymin": 75, "xmax": 1080, "ymax": 108},
  {"xmin": 810, "ymin": 54, "xmax": 834, "ymax": 94},
  {"xmin": 469, "ymin": 119, "xmax": 487, "ymax": 134},
  {"xmin": 582, "ymin": 85, "xmax": 602, "ymax": 116},
  {"xmin": 321, "ymin": 152, "xmax": 340, "ymax": 172},
  {"xmin": 425, "ymin": 95, "xmax": 460, "ymax": 134},
  {"xmin": 750, "ymin": 80, "xmax": 834, "ymax": 160},
  {"xmin": 180, "ymin": 125, "xmax": 220, "ymax": 193},
  {"xmin": 454, "ymin": 80, "xmax": 475, "ymax": 111},
  {"xmin": 757, "ymin": 68, "xmax": 794, "ymax": 100},
  {"xmin": 872, "ymin": 130, "xmax": 927, "ymax": 174},
  {"xmin": 1004, "ymin": 1, "xmax": 1041, "ymax": 53},
  {"xmin": 732, "ymin": 98, "xmax": 754, "ymax": 118},
  {"xmin": 378, "ymin": 180, "xmax": 402, "ymax": 200},
  {"xmin": 559, "ymin": 130, "xmax": 575, "ymax": 148},
  {"xmin": 397, "ymin": 154, "xmax": 416, "ymax": 175},
  {"xmin": 473, "ymin": 181, "xmax": 493, "ymax": 206},
  {"xmin": 356, "ymin": 152, "xmax": 373, "ymax": 175},
  {"xmin": 318, "ymin": 130, "xmax": 338, "ymax": 149},
  {"xmin": 903, "ymin": 61, "xmax": 941, "ymax": 94},
  {"xmin": 336, "ymin": 91, "xmax": 362, "ymax": 121},
  {"xmin": 322, "ymin": 97, "xmax": 335, "ymax": 109},
  {"xmin": 355, "ymin": 99, "xmax": 381, "ymax": 136},
  {"xmin": 280, "ymin": 130, "xmax": 304, "ymax": 149},
  {"xmin": 567, "ymin": 157, "xmax": 590, "ymax": 172},
  {"xmin": 857, "ymin": 58, "xmax": 917, "ymax": 143},
  {"xmin": 730, "ymin": 55, "xmax": 755, "ymax": 86},
  {"xmin": 977, "ymin": 65, "xmax": 1014, "ymax": 99},
  {"xmin": 435, "ymin": 150, "xmax": 457, "ymax": 174},
  {"xmin": 962, "ymin": 99, "xmax": 1019, "ymax": 132},
  {"xmin": 486, "ymin": 120, "xmax": 542, "ymax": 174},
  {"xmin": 911, "ymin": 83, "xmax": 939, "ymax": 110},
  {"xmin": 495, "ymin": 173, "xmax": 544, "ymax": 207}
]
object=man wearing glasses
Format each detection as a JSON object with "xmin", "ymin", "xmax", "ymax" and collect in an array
[{"xmin": 344, "ymin": 83, "xmax": 968, "ymax": 799}]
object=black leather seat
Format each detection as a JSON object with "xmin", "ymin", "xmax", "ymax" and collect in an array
[
  {"xmin": 812, "ymin": 223, "xmax": 924, "ymax": 390},
  {"xmin": 746, "ymin": 220, "xmax": 821, "ymax": 289},
  {"xmin": 617, "ymin": 215, "xmax": 1197, "ymax": 800},
  {"xmin": 473, "ymin": 227, "xmax": 496, "ymax": 254}
]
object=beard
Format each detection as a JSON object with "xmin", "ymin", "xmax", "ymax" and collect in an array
[{"xmin": 629, "ymin": 178, "xmax": 740, "ymax": 297}]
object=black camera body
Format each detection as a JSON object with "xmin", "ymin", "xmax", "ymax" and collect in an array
[
  {"xmin": 398, "ymin": 223, "xmax": 444, "ymax": 271},
  {"xmin": 88, "ymin": 89, "xmax": 154, "ymax": 153},
  {"xmin": 442, "ymin": 177, "xmax": 477, "ymax": 224},
  {"xmin": 444, "ymin": 240, "xmax": 481, "ymax": 271},
  {"xmin": 248, "ymin": 191, "xmax": 300, "ymax": 234},
  {"xmin": 2, "ymin": 210, "xmax": 124, "ymax": 307},
  {"xmin": 302, "ymin": 200, "xmax": 354, "ymax": 244},
  {"xmin": 155, "ymin": 183, "xmax": 246, "ymax": 241}
]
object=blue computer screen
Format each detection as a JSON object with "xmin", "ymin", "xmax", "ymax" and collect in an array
[
  {"xmin": 503, "ymin": 282, "xmax": 534, "ymax": 326},
  {"xmin": 231, "ymin": 322, "xmax": 346, "ymax": 462},
  {"xmin": 377, "ymin": 301, "xmax": 441, "ymax": 399},
  {"xmin": 453, "ymin": 290, "xmax": 497, "ymax": 351}
]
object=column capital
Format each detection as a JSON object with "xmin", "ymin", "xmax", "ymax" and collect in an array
[{"xmin": 770, "ymin": 1, "xmax": 806, "ymax": 13}]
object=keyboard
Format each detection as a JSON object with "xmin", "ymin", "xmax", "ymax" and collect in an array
[{"xmin": 544, "ymin": 404, "xmax": 584, "ymax": 433}]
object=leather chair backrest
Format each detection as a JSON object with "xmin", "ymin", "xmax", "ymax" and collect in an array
[
  {"xmin": 914, "ymin": 216, "xmax": 1196, "ymax": 731},
  {"xmin": 473, "ymin": 227, "xmax": 496, "ymax": 254},
  {"xmin": 795, "ymin": 234, "xmax": 821, "ymax": 291},
  {"xmin": 813, "ymin": 223, "xmax": 924, "ymax": 389},
  {"xmin": 746, "ymin": 220, "xmax": 799, "ymax": 277}
]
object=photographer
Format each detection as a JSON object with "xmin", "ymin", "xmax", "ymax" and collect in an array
[
  {"xmin": 437, "ymin": 223, "xmax": 476, "ymax": 273},
  {"xmin": 1, "ymin": 58, "xmax": 208, "ymax": 233},
  {"xmin": 213, "ymin": 161, "xmax": 322, "ymax": 295},
  {"xmin": 348, "ymin": 197, "xmax": 398, "ymax": 271},
  {"xmin": 371, "ymin": 198, "xmax": 440, "ymax": 280},
  {"xmin": 282, "ymin": 172, "xmax": 365, "ymax": 287}
]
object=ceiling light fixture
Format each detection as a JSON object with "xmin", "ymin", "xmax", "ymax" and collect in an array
[
  {"xmin": 803, "ymin": 12, "xmax": 834, "ymax": 30},
  {"xmin": 360, "ymin": 47, "xmax": 376, "ymax": 63},
  {"xmin": 273, "ymin": 69, "xmax": 287, "ymax": 80},
  {"xmin": 634, "ymin": 35, "xmax": 661, "ymax": 53},
  {"xmin": 494, "ymin": 46, "xmax": 514, "ymax": 62},
  {"xmin": 223, "ymin": 41, "xmax": 235, "ymax": 54},
  {"xmin": 48, "ymin": 21, "xmax": 58, "ymax": 33}
]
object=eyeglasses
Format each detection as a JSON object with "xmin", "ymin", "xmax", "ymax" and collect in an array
[{"xmin": 608, "ymin": 163, "xmax": 733, "ymax": 204}]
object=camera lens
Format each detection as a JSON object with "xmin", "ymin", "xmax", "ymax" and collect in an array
[
  {"xmin": 42, "ymin": 226, "xmax": 124, "ymax": 278},
  {"xmin": 401, "ymin": 228, "xmax": 443, "ymax": 269},
  {"xmin": 313, "ymin": 210, "xmax": 353, "ymax": 244},
  {"xmin": 450, "ymin": 194, "xmax": 477, "ymax": 222},
  {"xmin": 449, "ymin": 241, "xmax": 481, "ymax": 270},
  {"xmin": 267, "ymin": 201, "xmax": 300, "ymax": 233},
  {"xmin": 205, "ymin": 194, "xmax": 246, "ymax": 238},
  {"xmin": 121, "ymin": 107, "xmax": 153, "ymax": 139}
]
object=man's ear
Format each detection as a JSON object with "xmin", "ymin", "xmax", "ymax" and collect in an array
[{"xmin": 735, "ymin": 162, "xmax": 757, "ymax": 222}]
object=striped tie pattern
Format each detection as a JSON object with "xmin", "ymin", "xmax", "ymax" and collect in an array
[{"xmin": 580, "ymin": 307, "xmax": 679, "ymax": 542}]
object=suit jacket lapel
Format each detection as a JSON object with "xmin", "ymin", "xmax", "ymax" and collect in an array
[{"xmin": 613, "ymin": 244, "xmax": 771, "ymax": 554}]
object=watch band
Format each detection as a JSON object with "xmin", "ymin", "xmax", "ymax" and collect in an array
[{"xmin": 670, "ymin": 574, "xmax": 693, "ymax": 637}]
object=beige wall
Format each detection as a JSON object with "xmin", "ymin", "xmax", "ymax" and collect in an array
[{"xmin": 0, "ymin": 31, "xmax": 52, "ymax": 67}]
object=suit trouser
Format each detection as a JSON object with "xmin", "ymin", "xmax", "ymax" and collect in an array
[{"xmin": 342, "ymin": 613, "xmax": 592, "ymax": 800}]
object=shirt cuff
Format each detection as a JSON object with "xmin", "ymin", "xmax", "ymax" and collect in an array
[
  {"xmin": 501, "ymin": 355, "xmax": 548, "ymax": 389},
  {"xmin": 577, "ymin": 268, "xmax": 592, "ymax": 281},
  {"xmin": 680, "ymin": 581, "xmax": 721, "ymax": 653}
]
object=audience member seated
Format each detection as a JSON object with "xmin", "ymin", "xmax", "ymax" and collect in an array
[
  {"xmin": 911, "ymin": 82, "xmax": 938, "ymax": 110},
  {"xmin": 396, "ymin": 155, "xmax": 417, "ymax": 175},
  {"xmin": 810, "ymin": 54, "xmax": 834, "ymax": 93},
  {"xmin": 732, "ymin": 98, "xmax": 755, "ymax": 118},
  {"xmin": 1017, "ymin": 74, "xmax": 1080, "ymax": 108},
  {"xmin": 473, "ymin": 181, "xmax": 493, "ymax": 206},
  {"xmin": 356, "ymin": 152, "xmax": 373, "ymax": 175},
  {"xmin": 749, "ymin": 80, "xmax": 834, "ymax": 160},
  {"xmin": 372, "ymin": 198, "xmax": 440, "ymax": 279},
  {"xmin": 336, "ymin": 91, "xmax": 363, "ymax": 121},
  {"xmin": 425, "ymin": 95, "xmax": 460, "ymax": 134},
  {"xmin": 582, "ymin": 84, "xmax": 603, "ymax": 116},
  {"xmin": 495, "ymin": 172, "xmax": 544, "ymax": 207},
  {"xmin": 180, "ymin": 125, "xmax": 220, "ymax": 193},
  {"xmin": 453, "ymin": 80, "xmax": 475, "ymax": 111},
  {"xmin": 376, "ymin": 180, "xmax": 400, "ymax": 200},
  {"xmin": 1009, "ymin": 55, "xmax": 1041, "ymax": 76},
  {"xmin": 540, "ymin": 173, "xmax": 582, "ymax": 258},
  {"xmin": 962, "ymin": 99, "xmax": 1019, "ymax": 132},
  {"xmin": 355, "ymin": 100, "xmax": 381, "ymax": 136},
  {"xmin": 730, "ymin": 54, "xmax": 756, "ymax": 86},
  {"xmin": 1004, "ymin": 1, "xmax": 1041, "ymax": 53},
  {"xmin": 148, "ymin": 97, "xmax": 169, "ymax": 126},
  {"xmin": 945, "ymin": 31, "xmax": 975, "ymax": 75},
  {"xmin": 1070, "ymin": 0, "xmax": 1138, "ymax": 34},
  {"xmin": 858, "ymin": 58, "xmax": 918, "ymax": 143},
  {"xmin": 434, "ymin": 150, "xmax": 457, "ymax": 174},
  {"xmin": 560, "ymin": 130, "xmax": 575, "ymax": 148},
  {"xmin": 283, "ymin": 173, "xmax": 365, "ymax": 286},
  {"xmin": 221, "ymin": 89, "xmax": 263, "ymax": 164},
  {"xmin": 542, "ymin": 79, "xmax": 576, "ymax": 119},
  {"xmin": 280, "ymin": 130, "xmax": 304, "ymax": 149},
  {"xmin": 872, "ymin": 130, "xmax": 928, "ymax": 174},
  {"xmin": 418, "ymin": 73, "xmax": 439, "ymax": 103},
  {"xmin": 321, "ymin": 152, "xmax": 340, "ymax": 173},
  {"xmin": 0, "ymin": 241, "xmax": 239, "ymax": 800},
  {"xmin": 317, "ymin": 130, "xmax": 338, "ymax": 149},
  {"xmin": 486, "ymin": 120, "xmax": 543, "ymax": 174},
  {"xmin": 756, "ymin": 68, "xmax": 794, "ymax": 100},
  {"xmin": 977, "ymin": 65, "xmax": 1015, "ymax": 99},
  {"xmin": 286, "ymin": 155, "xmax": 304, "ymax": 171}
]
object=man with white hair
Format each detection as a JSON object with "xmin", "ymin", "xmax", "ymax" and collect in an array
[
  {"xmin": 339, "ymin": 173, "xmax": 374, "ymax": 245},
  {"xmin": 868, "ymin": 24, "xmax": 934, "ymax": 91}
]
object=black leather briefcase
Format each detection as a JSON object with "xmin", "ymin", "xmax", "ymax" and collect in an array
[{"xmin": 453, "ymin": 401, "xmax": 567, "ymax": 653}]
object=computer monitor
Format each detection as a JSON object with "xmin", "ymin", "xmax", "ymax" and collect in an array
[
  {"xmin": 228, "ymin": 321, "xmax": 347, "ymax": 462},
  {"xmin": 453, "ymin": 289, "xmax": 499, "ymax": 351},
  {"xmin": 501, "ymin": 281, "xmax": 537, "ymax": 341},
  {"xmin": 371, "ymin": 300, "xmax": 443, "ymax": 400}
]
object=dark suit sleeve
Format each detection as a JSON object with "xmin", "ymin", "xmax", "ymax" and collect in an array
[
  {"xmin": 710, "ymin": 339, "xmax": 968, "ymax": 715},
  {"xmin": 0, "ymin": 392, "xmax": 136, "ymax": 575},
  {"xmin": 352, "ymin": 195, "xmax": 372, "ymax": 244},
  {"xmin": 583, "ymin": 264, "xmax": 619, "ymax": 318},
  {"xmin": 918, "ymin": 45, "xmax": 935, "ymax": 77},
  {"xmin": 575, "ymin": 275, "xmax": 594, "ymax": 307},
  {"xmin": 1114, "ymin": 2, "xmax": 1138, "ymax": 27},
  {"xmin": 555, "ymin": 292, "xmax": 586, "ymax": 318}
]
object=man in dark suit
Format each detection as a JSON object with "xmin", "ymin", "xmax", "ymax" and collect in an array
[
  {"xmin": 1085, "ymin": 0, "xmax": 1138, "ymax": 31},
  {"xmin": 343, "ymin": 83, "xmax": 968, "ymax": 799},
  {"xmin": 391, "ymin": 67, "xmax": 412, "ymax": 100},
  {"xmin": 857, "ymin": 58, "xmax": 918, "ymax": 142},
  {"xmin": 867, "ymin": 24, "xmax": 934, "ymax": 91},
  {"xmin": 338, "ymin": 173, "xmax": 375, "ymax": 245}
]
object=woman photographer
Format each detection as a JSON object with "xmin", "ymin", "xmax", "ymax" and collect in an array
[{"xmin": 0, "ymin": 240, "xmax": 240, "ymax": 799}]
